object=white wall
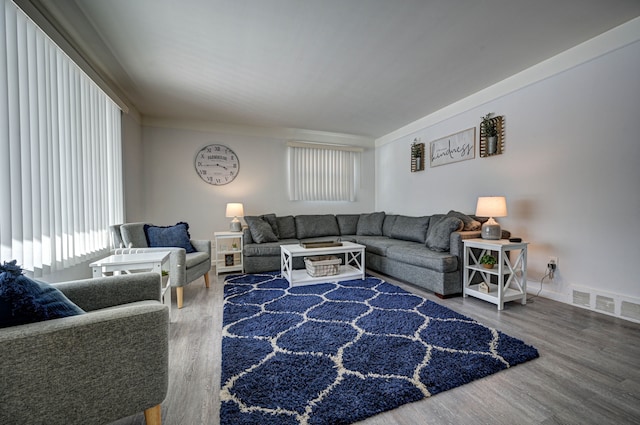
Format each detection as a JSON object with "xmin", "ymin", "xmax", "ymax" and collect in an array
[
  {"xmin": 375, "ymin": 28, "xmax": 640, "ymax": 308},
  {"xmin": 136, "ymin": 122, "xmax": 375, "ymax": 240},
  {"xmin": 122, "ymin": 111, "xmax": 145, "ymax": 222}
]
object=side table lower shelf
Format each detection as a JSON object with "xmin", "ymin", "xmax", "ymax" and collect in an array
[{"xmin": 465, "ymin": 283, "xmax": 527, "ymax": 306}]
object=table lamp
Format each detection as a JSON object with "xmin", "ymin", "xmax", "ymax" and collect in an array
[
  {"xmin": 225, "ymin": 203, "xmax": 244, "ymax": 232},
  {"xmin": 475, "ymin": 196, "xmax": 507, "ymax": 240}
]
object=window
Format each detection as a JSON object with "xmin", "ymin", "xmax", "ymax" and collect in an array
[
  {"xmin": 0, "ymin": 0, "xmax": 124, "ymax": 277},
  {"xmin": 287, "ymin": 141, "xmax": 362, "ymax": 202}
]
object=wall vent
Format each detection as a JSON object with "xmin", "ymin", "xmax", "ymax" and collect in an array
[
  {"xmin": 595, "ymin": 295, "xmax": 615, "ymax": 314},
  {"xmin": 570, "ymin": 285, "xmax": 640, "ymax": 324},
  {"xmin": 572, "ymin": 290, "xmax": 591, "ymax": 308},
  {"xmin": 621, "ymin": 301, "xmax": 640, "ymax": 322}
]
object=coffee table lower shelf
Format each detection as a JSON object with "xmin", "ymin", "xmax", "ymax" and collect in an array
[{"xmin": 286, "ymin": 265, "xmax": 363, "ymax": 286}]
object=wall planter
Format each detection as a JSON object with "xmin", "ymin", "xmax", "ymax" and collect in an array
[
  {"xmin": 480, "ymin": 113, "xmax": 505, "ymax": 157},
  {"xmin": 411, "ymin": 139, "xmax": 425, "ymax": 172}
]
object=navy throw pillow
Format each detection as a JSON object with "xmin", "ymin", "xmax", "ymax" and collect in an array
[
  {"xmin": 0, "ymin": 260, "xmax": 85, "ymax": 328},
  {"xmin": 144, "ymin": 222, "xmax": 196, "ymax": 253}
]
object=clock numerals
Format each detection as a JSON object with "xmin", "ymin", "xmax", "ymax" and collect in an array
[{"xmin": 195, "ymin": 144, "xmax": 239, "ymax": 185}]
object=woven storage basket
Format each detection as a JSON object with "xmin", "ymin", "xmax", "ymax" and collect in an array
[{"xmin": 305, "ymin": 255, "xmax": 341, "ymax": 277}]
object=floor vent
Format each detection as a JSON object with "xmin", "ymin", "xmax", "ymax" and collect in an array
[
  {"xmin": 572, "ymin": 290, "xmax": 591, "ymax": 308},
  {"xmin": 621, "ymin": 301, "xmax": 640, "ymax": 322},
  {"xmin": 595, "ymin": 295, "xmax": 615, "ymax": 314}
]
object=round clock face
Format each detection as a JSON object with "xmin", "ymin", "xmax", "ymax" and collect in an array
[{"xmin": 194, "ymin": 144, "xmax": 239, "ymax": 185}]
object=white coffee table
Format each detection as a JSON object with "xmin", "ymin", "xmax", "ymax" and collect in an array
[
  {"xmin": 90, "ymin": 251, "xmax": 173, "ymax": 321},
  {"xmin": 280, "ymin": 241, "xmax": 365, "ymax": 286}
]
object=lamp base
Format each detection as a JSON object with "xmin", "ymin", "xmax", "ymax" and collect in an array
[
  {"xmin": 481, "ymin": 218, "xmax": 501, "ymax": 240},
  {"xmin": 229, "ymin": 219, "xmax": 242, "ymax": 232}
]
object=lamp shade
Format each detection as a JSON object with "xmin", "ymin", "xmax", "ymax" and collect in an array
[
  {"xmin": 225, "ymin": 203, "xmax": 244, "ymax": 218},
  {"xmin": 475, "ymin": 196, "xmax": 507, "ymax": 218},
  {"xmin": 475, "ymin": 196, "xmax": 507, "ymax": 240}
]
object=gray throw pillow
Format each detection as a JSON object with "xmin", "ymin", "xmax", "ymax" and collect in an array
[
  {"xmin": 261, "ymin": 213, "xmax": 279, "ymax": 238},
  {"xmin": 425, "ymin": 216, "xmax": 463, "ymax": 252},
  {"xmin": 356, "ymin": 212, "xmax": 385, "ymax": 236},
  {"xmin": 390, "ymin": 216, "xmax": 430, "ymax": 243},
  {"xmin": 244, "ymin": 216, "xmax": 278, "ymax": 243},
  {"xmin": 447, "ymin": 210, "xmax": 481, "ymax": 231}
]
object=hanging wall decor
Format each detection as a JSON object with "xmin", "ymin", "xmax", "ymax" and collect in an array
[
  {"xmin": 479, "ymin": 113, "xmax": 505, "ymax": 157},
  {"xmin": 429, "ymin": 127, "xmax": 475, "ymax": 167},
  {"xmin": 411, "ymin": 138, "xmax": 425, "ymax": 172}
]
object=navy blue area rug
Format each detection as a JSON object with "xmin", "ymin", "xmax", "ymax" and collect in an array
[{"xmin": 221, "ymin": 273, "xmax": 538, "ymax": 425}]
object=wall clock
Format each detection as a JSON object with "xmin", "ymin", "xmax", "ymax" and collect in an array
[{"xmin": 194, "ymin": 144, "xmax": 239, "ymax": 185}]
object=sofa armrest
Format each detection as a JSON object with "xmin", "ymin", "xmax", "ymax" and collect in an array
[
  {"xmin": 0, "ymin": 302, "xmax": 169, "ymax": 424},
  {"xmin": 450, "ymin": 230, "xmax": 481, "ymax": 259},
  {"xmin": 242, "ymin": 227, "xmax": 254, "ymax": 244},
  {"xmin": 450, "ymin": 229, "xmax": 512, "ymax": 259},
  {"xmin": 56, "ymin": 272, "xmax": 161, "ymax": 312}
]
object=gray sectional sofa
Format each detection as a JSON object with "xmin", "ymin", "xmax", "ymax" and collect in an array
[{"xmin": 242, "ymin": 211, "xmax": 508, "ymax": 297}]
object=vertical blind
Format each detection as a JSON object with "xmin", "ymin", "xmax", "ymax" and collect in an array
[
  {"xmin": 287, "ymin": 142, "xmax": 361, "ymax": 202},
  {"xmin": 1, "ymin": 0, "xmax": 123, "ymax": 277}
]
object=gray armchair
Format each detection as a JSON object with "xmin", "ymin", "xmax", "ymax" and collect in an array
[
  {"xmin": 0, "ymin": 272, "xmax": 169, "ymax": 425},
  {"xmin": 111, "ymin": 222, "xmax": 211, "ymax": 308}
]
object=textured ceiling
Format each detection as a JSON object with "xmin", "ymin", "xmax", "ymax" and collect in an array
[{"xmin": 39, "ymin": 0, "xmax": 640, "ymax": 138}]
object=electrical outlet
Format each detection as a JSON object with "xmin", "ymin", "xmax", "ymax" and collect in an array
[{"xmin": 547, "ymin": 257, "xmax": 558, "ymax": 279}]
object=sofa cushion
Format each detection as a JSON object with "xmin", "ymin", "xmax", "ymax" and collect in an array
[
  {"xmin": 144, "ymin": 222, "xmax": 196, "ymax": 253},
  {"xmin": 336, "ymin": 214, "xmax": 360, "ymax": 235},
  {"xmin": 390, "ymin": 215, "xmax": 430, "ymax": 243},
  {"xmin": 386, "ymin": 245, "xmax": 459, "ymax": 273},
  {"xmin": 244, "ymin": 239, "xmax": 299, "ymax": 257},
  {"xmin": 185, "ymin": 251, "xmax": 211, "ymax": 268},
  {"xmin": 245, "ymin": 216, "xmax": 279, "ymax": 243},
  {"xmin": 0, "ymin": 260, "xmax": 84, "ymax": 328},
  {"xmin": 356, "ymin": 212, "xmax": 385, "ymax": 236},
  {"xmin": 277, "ymin": 215, "xmax": 297, "ymax": 239},
  {"xmin": 425, "ymin": 215, "xmax": 464, "ymax": 252},
  {"xmin": 382, "ymin": 214, "xmax": 398, "ymax": 237},
  {"xmin": 354, "ymin": 236, "xmax": 410, "ymax": 256},
  {"xmin": 447, "ymin": 210, "xmax": 481, "ymax": 231},
  {"xmin": 295, "ymin": 215, "xmax": 340, "ymax": 239}
]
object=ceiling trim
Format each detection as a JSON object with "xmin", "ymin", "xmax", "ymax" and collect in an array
[
  {"xmin": 142, "ymin": 117, "xmax": 375, "ymax": 147},
  {"xmin": 376, "ymin": 16, "xmax": 640, "ymax": 146}
]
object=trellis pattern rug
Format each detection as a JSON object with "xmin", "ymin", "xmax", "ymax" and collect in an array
[{"xmin": 220, "ymin": 272, "xmax": 538, "ymax": 425}]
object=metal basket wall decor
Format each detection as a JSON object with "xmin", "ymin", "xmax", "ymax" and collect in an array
[
  {"xmin": 479, "ymin": 115, "xmax": 505, "ymax": 157},
  {"xmin": 411, "ymin": 141, "xmax": 425, "ymax": 172}
]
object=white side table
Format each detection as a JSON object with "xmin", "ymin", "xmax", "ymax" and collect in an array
[
  {"xmin": 214, "ymin": 231, "xmax": 244, "ymax": 275},
  {"xmin": 462, "ymin": 238, "xmax": 528, "ymax": 310},
  {"xmin": 89, "ymin": 251, "xmax": 174, "ymax": 321}
]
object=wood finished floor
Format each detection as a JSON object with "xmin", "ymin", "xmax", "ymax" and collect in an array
[{"xmin": 111, "ymin": 270, "xmax": 640, "ymax": 425}]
